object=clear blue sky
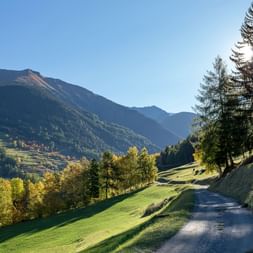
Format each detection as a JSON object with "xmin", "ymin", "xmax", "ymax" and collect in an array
[{"xmin": 0, "ymin": 0, "xmax": 252, "ymax": 112}]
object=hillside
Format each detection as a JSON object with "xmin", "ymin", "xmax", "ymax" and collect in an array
[
  {"xmin": 0, "ymin": 72, "xmax": 158, "ymax": 159},
  {"xmin": 210, "ymin": 162, "xmax": 253, "ymax": 208},
  {"xmin": 0, "ymin": 69, "xmax": 180, "ymax": 159},
  {"xmin": 45, "ymin": 77, "xmax": 179, "ymax": 147},
  {"xmin": 0, "ymin": 163, "xmax": 214, "ymax": 253},
  {"xmin": 0, "ymin": 185, "xmax": 176, "ymax": 253}
]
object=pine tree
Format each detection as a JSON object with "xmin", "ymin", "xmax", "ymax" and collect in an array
[
  {"xmin": 195, "ymin": 56, "xmax": 244, "ymax": 176},
  {"xmin": 231, "ymin": 2, "xmax": 253, "ymax": 151},
  {"xmin": 89, "ymin": 159, "xmax": 100, "ymax": 199},
  {"xmin": 100, "ymin": 151, "xmax": 114, "ymax": 199}
]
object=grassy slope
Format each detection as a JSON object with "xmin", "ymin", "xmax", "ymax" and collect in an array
[
  {"xmin": 210, "ymin": 163, "xmax": 253, "ymax": 207},
  {"xmin": 0, "ymin": 163, "xmax": 216, "ymax": 253},
  {"xmin": 81, "ymin": 163, "xmax": 216, "ymax": 253},
  {"xmin": 116, "ymin": 163, "xmax": 217, "ymax": 253},
  {"xmin": 0, "ymin": 186, "xmax": 176, "ymax": 253},
  {"xmin": 116, "ymin": 189, "xmax": 194, "ymax": 253},
  {"xmin": 159, "ymin": 162, "xmax": 218, "ymax": 184}
]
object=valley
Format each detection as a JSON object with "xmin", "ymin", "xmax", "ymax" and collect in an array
[
  {"xmin": 0, "ymin": 163, "xmax": 214, "ymax": 253},
  {"xmin": 1, "ymin": 1, "xmax": 253, "ymax": 253},
  {"xmin": 0, "ymin": 68, "xmax": 195, "ymax": 176}
]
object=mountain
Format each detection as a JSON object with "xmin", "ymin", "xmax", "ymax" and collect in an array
[
  {"xmin": 43, "ymin": 76, "xmax": 179, "ymax": 148},
  {"xmin": 0, "ymin": 69, "xmax": 159, "ymax": 158},
  {"xmin": 160, "ymin": 112, "xmax": 196, "ymax": 139},
  {"xmin": 0, "ymin": 69, "xmax": 180, "ymax": 159},
  {"xmin": 133, "ymin": 106, "xmax": 196, "ymax": 139},
  {"xmin": 132, "ymin": 106, "xmax": 173, "ymax": 123}
]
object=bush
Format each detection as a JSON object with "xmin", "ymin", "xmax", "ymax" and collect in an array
[{"xmin": 142, "ymin": 196, "xmax": 174, "ymax": 217}]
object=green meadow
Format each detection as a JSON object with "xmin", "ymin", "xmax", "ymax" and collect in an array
[{"xmin": 0, "ymin": 163, "xmax": 216, "ymax": 253}]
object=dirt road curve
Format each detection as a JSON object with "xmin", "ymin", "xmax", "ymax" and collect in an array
[{"xmin": 156, "ymin": 189, "xmax": 253, "ymax": 253}]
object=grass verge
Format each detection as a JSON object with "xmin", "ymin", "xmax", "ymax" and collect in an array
[{"xmin": 210, "ymin": 163, "xmax": 253, "ymax": 208}]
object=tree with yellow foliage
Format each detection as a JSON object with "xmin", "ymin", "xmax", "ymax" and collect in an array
[{"xmin": 0, "ymin": 178, "xmax": 13, "ymax": 226}]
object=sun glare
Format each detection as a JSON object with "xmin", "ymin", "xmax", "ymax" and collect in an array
[{"xmin": 240, "ymin": 43, "xmax": 253, "ymax": 62}]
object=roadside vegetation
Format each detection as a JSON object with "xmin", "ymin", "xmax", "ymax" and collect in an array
[
  {"xmin": 193, "ymin": 2, "xmax": 253, "ymax": 178},
  {"xmin": 210, "ymin": 163, "xmax": 253, "ymax": 208},
  {"xmin": 81, "ymin": 163, "xmax": 216, "ymax": 253},
  {"xmin": 115, "ymin": 189, "xmax": 194, "ymax": 253}
]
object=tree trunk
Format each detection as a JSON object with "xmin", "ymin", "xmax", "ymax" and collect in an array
[
  {"xmin": 229, "ymin": 153, "xmax": 234, "ymax": 168},
  {"xmin": 221, "ymin": 165, "xmax": 234, "ymax": 177}
]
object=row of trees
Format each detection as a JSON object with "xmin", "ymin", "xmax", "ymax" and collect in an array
[
  {"xmin": 157, "ymin": 139, "xmax": 194, "ymax": 170},
  {"xmin": 0, "ymin": 147, "xmax": 157, "ymax": 227},
  {"xmin": 194, "ymin": 2, "xmax": 253, "ymax": 177}
]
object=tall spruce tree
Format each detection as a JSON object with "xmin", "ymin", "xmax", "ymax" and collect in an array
[
  {"xmin": 195, "ymin": 56, "xmax": 244, "ymax": 176},
  {"xmin": 89, "ymin": 159, "xmax": 100, "ymax": 199},
  {"xmin": 231, "ymin": 2, "xmax": 253, "ymax": 151}
]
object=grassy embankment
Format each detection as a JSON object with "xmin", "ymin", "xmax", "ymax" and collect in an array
[
  {"xmin": 210, "ymin": 162, "xmax": 253, "ymax": 208},
  {"xmin": 110, "ymin": 163, "xmax": 217, "ymax": 253},
  {"xmin": 0, "ymin": 162, "xmax": 216, "ymax": 253}
]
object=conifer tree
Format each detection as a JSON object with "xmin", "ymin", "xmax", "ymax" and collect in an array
[
  {"xmin": 89, "ymin": 159, "xmax": 100, "ymax": 199},
  {"xmin": 195, "ymin": 56, "xmax": 244, "ymax": 176},
  {"xmin": 231, "ymin": 2, "xmax": 253, "ymax": 150},
  {"xmin": 100, "ymin": 151, "xmax": 114, "ymax": 199}
]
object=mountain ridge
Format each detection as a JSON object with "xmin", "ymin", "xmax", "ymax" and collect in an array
[
  {"xmin": 41, "ymin": 72, "xmax": 180, "ymax": 147},
  {"xmin": 133, "ymin": 106, "xmax": 196, "ymax": 139},
  {"xmin": 0, "ymin": 68, "xmax": 185, "ymax": 161}
]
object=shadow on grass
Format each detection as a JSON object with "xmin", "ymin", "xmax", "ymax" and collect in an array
[
  {"xmin": 0, "ymin": 187, "xmax": 147, "ymax": 243},
  {"xmin": 81, "ymin": 189, "xmax": 194, "ymax": 253},
  {"xmin": 80, "ymin": 207, "xmax": 158, "ymax": 253}
]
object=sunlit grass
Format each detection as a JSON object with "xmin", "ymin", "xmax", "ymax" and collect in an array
[
  {"xmin": 0, "ymin": 162, "xmax": 217, "ymax": 253},
  {"xmin": 0, "ymin": 185, "xmax": 176, "ymax": 253},
  {"xmin": 159, "ymin": 162, "xmax": 218, "ymax": 185}
]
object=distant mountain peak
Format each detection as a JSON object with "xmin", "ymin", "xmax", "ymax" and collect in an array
[
  {"xmin": 21, "ymin": 69, "xmax": 42, "ymax": 77},
  {"xmin": 132, "ymin": 105, "xmax": 173, "ymax": 123},
  {"xmin": 0, "ymin": 68, "xmax": 53, "ymax": 90},
  {"xmin": 133, "ymin": 106, "xmax": 196, "ymax": 139}
]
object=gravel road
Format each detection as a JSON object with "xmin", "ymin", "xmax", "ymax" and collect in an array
[{"xmin": 156, "ymin": 189, "xmax": 253, "ymax": 253}]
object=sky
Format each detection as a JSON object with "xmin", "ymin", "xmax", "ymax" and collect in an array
[{"xmin": 0, "ymin": 0, "xmax": 252, "ymax": 112}]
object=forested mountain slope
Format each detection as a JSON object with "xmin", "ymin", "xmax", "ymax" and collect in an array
[
  {"xmin": 0, "ymin": 69, "xmax": 179, "ymax": 155},
  {"xmin": 46, "ymin": 77, "xmax": 179, "ymax": 147},
  {"xmin": 0, "ymin": 69, "xmax": 159, "ymax": 158}
]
